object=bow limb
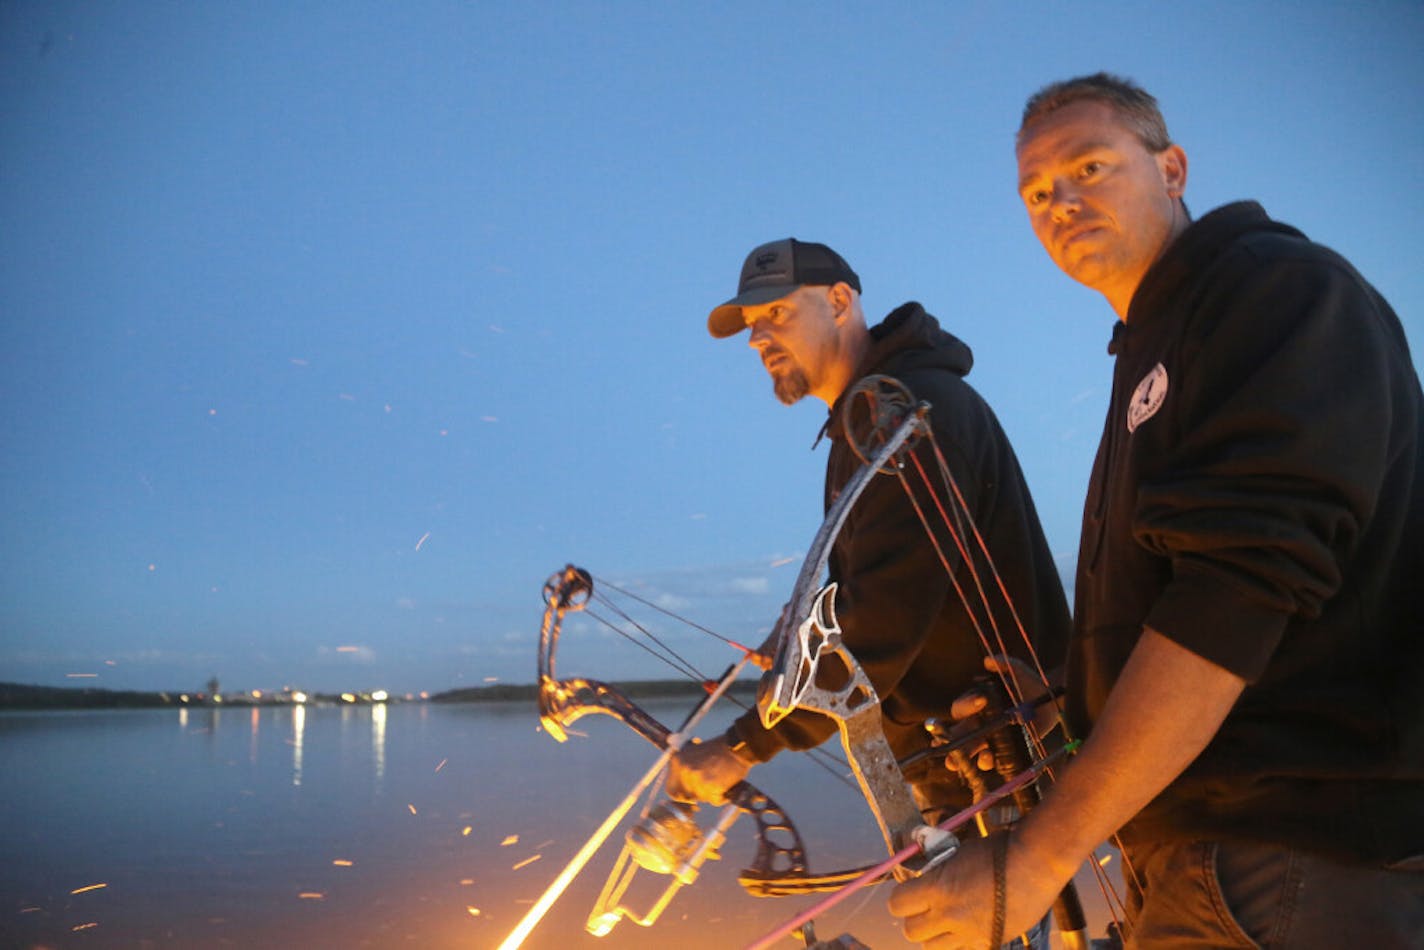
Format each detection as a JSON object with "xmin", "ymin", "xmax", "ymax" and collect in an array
[{"xmin": 537, "ymin": 564, "xmax": 752, "ymax": 751}]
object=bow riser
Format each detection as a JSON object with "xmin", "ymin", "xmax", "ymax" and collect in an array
[{"xmin": 765, "ymin": 409, "xmax": 929, "ymax": 725}]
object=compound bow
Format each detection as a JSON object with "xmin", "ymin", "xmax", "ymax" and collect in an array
[{"xmin": 507, "ymin": 375, "xmax": 1111, "ymax": 948}]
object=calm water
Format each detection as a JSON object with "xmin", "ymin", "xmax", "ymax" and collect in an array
[{"xmin": 1, "ymin": 701, "xmax": 1112, "ymax": 949}]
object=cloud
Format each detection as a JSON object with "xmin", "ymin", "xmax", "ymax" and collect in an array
[
  {"xmin": 319, "ymin": 645, "xmax": 377, "ymax": 663},
  {"xmin": 729, "ymin": 577, "xmax": 769, "ymax": 595}
]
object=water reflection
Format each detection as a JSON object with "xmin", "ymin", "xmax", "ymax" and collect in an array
[
  {"xmin": 372, "ymin": 701, "xmax": 387, "ymax": 787},
  {"xmin": 291, "ymin": 702, "xmax": 305, "ymax": 787}
]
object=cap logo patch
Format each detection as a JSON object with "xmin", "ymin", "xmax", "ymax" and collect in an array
[
  {"xmin": 754, "ymin": 251, "xmax": 781, "ymax": 270},
  {"xmin": 1127, "ymin": 362, "xmax": 1168, "ymax": 433}
]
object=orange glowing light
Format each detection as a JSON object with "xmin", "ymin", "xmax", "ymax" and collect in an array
[
  {"xmin": 1098, "ymin": 853, "xmax": 1114, "ymax": 867},
  {"xmin": 407, "ymin": 803, "xmax": 418, "ymax": 815},
  {"xmin": 70, "ymin": 883, "xmax": 107, "ymax": 895},
  {"xmin": 511, "ymin": 854, "xmax": 541, "ymax": 871},
  {"xmin": 462, "ymin": 826, "xmax": 472, "ymax": 836},
  {"xmin": 298, "ymin": 892, "xmax": 325, "ymax": 900},
  {"xmin": 466, "ymin": 906, "xmax": 482, "ymax": 917},
  {"xmin": 332, "ymin": 859, "xmax": 353, "ymax": 867},
  {"xmin": 71, "ymin": 923, "xmax": 98, "ymax": 932},
  {"xmin": 500, "ymin": 835, "xmax": 519, "ymax": 846},
  {"xmin": 460, "ymin": 879, "xmax": 474, "ymax": 886}
]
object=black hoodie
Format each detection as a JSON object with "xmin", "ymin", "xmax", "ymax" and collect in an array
[
  {"xmin": 730, "ymin": 303, "xmax": 1071, "ymax": 771},
  {"xmin": 1078, "ymin": 202, "xmax": 1424, "ymax": 864}
]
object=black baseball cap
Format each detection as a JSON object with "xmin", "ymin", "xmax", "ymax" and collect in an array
[{"xmin": 707, "ymin": 238, "xmax": 861, "ymax": 338}]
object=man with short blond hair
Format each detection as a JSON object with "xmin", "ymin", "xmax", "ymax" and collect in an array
[{"xmin": 889, "ymin": 71, "xmax": 1424, "ymax": 949}]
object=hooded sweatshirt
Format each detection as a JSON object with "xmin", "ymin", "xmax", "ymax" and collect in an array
[
  {"xmin": 730, "ymin": 303, "xmax": 1071, "ymax": 768},
  {"xmin": 1077, "ymin": 202, "xmax": 1424, "ymax": 864}
]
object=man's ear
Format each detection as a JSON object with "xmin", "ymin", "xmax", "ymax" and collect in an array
[
  {"xmin": 827, "ymin": 282, "xmax": 854, "ymax": 320},
  {"xmin": 1159, "ymin": 143, "xmax": 1188, "ymax": 199}
]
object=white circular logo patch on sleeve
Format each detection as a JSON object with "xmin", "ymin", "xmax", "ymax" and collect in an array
[{"xmin": 1127, "ymin": 362, "xmax": 1168, "ymax": 433}]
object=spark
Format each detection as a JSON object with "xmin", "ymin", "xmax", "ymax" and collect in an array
[
  {"xmin": 298, "ymin": 892, "xmax": 325, "ymax": 900},
  {"xmin": 511, "ymin": 854, "xmax": 541, "ymax": 871},
  {"xmin": 460, "ymin": 878, "xmax": 474, "ymax": 886},
  {"xmin": 1098, "ymin": 853, "xmax": 1114, "ymax": 867},
  {"xmin": 415, "ymin": 531, "xmax": 431, "ymax": 551},
  {"xmin": 770, "ymin": 556, "xmax": 798, "ymax": 568},
  {"xmin": 435, "ymin": 758, "xmax": 447, "ymax": 772},
  {"xmin": 461, "ymin": 826, "xmax": 472, "ymax": 836},
  {"xmin": 66, "ymin": 673, "xmax": 98, "ymax": 679},
  {"xmin": 500, "ymin": 835, "xmax": 519, "ymax": 846},
  {"xmin": 466, "ymin": 907, "xmax": 482, "ymax": 917},
  {"xmin": 332, "ymin": 859, "xmax": 353, "ymax": 867},
  {"xmin": 70, "ymin": 883, "xmax": 107, "ymax": 895},
  {"xmin": 336, "ymin": 646, "xmax": 360, "ymax": 653},
  {"xmin": 407, "ymin": 803, "xmax": 418, "ymax": 815},
  {"xmin": 72, "ymin": 923, "xmax": 98, "ymax": 932}
]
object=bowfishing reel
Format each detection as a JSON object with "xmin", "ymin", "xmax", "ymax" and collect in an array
[
  {"xmin": 626, "ymin": 801, "xmax": 717, "ymax": 875},
  {"xmin": 585, "ymin": 797, "xmax": 743, "ymax": 936}
]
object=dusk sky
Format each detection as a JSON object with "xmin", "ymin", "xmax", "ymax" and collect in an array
[{"xmin": 3, "ymin": 2, "xmax": 1420, "ymax": 697}]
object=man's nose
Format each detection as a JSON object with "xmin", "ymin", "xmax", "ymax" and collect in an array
[
  {"xmin": 748, "ymin": 324, "xmax": 770, "ymax": 350},
  {"xmin": 1050, "ymin": 182, "xmax": 1081, "ymax": 222}
]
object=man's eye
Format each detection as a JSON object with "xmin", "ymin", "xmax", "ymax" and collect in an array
[
  {"xmin": 1078, "ymin": 161, "xmax": 1101, "ymax": 179},
  {"xmin": 1025, "ymin": 189, "xmax": 1048, "ymax": 207}
]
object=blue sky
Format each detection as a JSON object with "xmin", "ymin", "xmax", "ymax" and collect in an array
[{"xmin": 3, "ymin": 2, "xmax": 1421, "ymax": 696}]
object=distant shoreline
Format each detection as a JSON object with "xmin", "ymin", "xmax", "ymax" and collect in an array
[{"xmin": 0, "ymin": 679, "xmax": 757, "ymax": 711}]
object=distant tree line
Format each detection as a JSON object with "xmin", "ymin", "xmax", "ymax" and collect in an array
[
  {"xmin": 0, "ymin": 678, "xmax": 760, "ymax": 710},
  {"xmin": 0, "ymin": 682, "xmax": 175, "ymax": 710}
]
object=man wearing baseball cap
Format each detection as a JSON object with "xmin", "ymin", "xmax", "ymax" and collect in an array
[{"xmin": 671, "ymin": 239, "xmax": 1071, "ymax": 875}]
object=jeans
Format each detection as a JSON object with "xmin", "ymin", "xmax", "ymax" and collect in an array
[{"xmin": 1121, "ymin": 838, "xmax": 1424, "ymax": 949}]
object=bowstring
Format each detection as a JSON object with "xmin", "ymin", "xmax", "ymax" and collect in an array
[{"xmin": 897, "ymin": 428, "xmax": 1133, "ymax": 931}]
